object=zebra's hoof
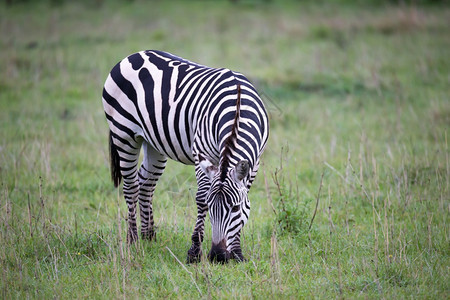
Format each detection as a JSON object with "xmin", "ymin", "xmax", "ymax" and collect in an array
[
  {"xmin": 234, "ymin": 256, "xmax": 248, "ymax": 263},
  {"xmin": 127, "ymin": 229, "xmax": 138, "ymax": 244},
  {"xmin": 186, "ymin": 247, "xmax": 202, "ymax": 264},
  {"xmin": 141, "ymin": 230, "xmax": 156, "ymax": 241},
  {"xmin": 231, "ymin": 250, "xmax": 247, "ymax": 262}
]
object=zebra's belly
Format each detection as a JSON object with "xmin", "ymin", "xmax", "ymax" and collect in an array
[
  {"xmin": 138, "ymin": 128, "xmax": 196, "ymax": 165},
  {"xmin": 163, "ymin": 147, "xmax": 195, "ymax": 165}
]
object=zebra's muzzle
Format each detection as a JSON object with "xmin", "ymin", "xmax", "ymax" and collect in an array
[{"xmin": 208, "ymin": 239, "xmax": 230, "ymax": 263}]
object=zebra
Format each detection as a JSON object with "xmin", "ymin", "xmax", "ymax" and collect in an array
[{"xmin": 102, "ymin": 50, "xmax": 269, "ymax": 263}]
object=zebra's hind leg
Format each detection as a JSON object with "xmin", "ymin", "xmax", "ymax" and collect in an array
[
  {"xmin": 123, "ymin": 175, "xmax": 139, "ymax": 243},
  {"xmin": 187, "ymin": 164, "xmax": 210, "ymax": 263},
  {"xmin": 138, "ymin": 142, "xmax": 167, "ymax": 241},
  {"xmin": 112, "ymin": 137, "xmax": 142, "ymax": 244}
]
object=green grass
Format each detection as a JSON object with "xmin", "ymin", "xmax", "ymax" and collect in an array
[{"xmin": 1, "ymin": 0, "xmax": 449, "ymax": 298}]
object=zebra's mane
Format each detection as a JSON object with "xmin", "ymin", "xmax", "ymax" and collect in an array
[{"xmin": 219, "ymin": 84, "xmax": 241, "ymax": 182}]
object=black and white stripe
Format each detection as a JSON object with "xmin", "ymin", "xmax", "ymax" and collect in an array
[{"xmin": 102, "ymin": 50, "xmax": 269, "ymax": 262}]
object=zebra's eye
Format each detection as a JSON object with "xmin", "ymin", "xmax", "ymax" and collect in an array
[{"xmin": 231, "ymin": 205, "xmax": 240, "ymax": 213}]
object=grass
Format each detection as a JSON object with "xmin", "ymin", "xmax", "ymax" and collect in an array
[{"xmin": 0, "ymin": 0, "xmax": 449, "ymax": 298}]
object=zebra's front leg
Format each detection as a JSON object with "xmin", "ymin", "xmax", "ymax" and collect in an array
[
  {"xmin": 229, "ymin": 230, "xmax": 246, "ymax": 262},
  {"xmin": 187, "ymin": 165, "xmax": 209, "ymax": 263},
  {"xmin": 229, "ymin": 165, "xmax": 256, "ymax": 261},
  {"xmin": 187, "ymin": 201, "xmax": 207, "ymax": 263},
  {"xmin": 138, "ymin": 143, "xmax": 167, "ymax": 240},
  {"xmin": 230, "ymin": 191, "xmax": 251, "ymax": 262}
]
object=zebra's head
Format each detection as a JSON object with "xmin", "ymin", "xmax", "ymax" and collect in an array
[{"xmin": 200, "ymin": 158, "xmax": 250, "ymax": 263}]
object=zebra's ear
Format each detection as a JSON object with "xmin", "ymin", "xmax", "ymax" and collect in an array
[
  {"xmin": 199, "ymin": 158, "xmax": 219, "ymax": 181},
  {"xmin": 234, "ymin": 160, "xmax": 249, "ymax": 182}
]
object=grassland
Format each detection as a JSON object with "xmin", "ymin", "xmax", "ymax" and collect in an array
[{"xmin": 0, "ymin": 0, "xmax": 449, "ymax": 298}]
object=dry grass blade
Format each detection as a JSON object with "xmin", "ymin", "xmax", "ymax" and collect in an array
[
  {"xmin": 263, "ymin": 168, "xmax": 277, "ymax": 215},
  {"xmin": 309, "ymin": 170, "xmax": 324, "ymax": 231},
  {"xmin": 165, "ymin": 246, "xmax": 202, "ymax": 297}
]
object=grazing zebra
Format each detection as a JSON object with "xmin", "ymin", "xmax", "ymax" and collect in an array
[{"xmin": 102, "ymin": 50, "xmax": 269, "ymax": 263}]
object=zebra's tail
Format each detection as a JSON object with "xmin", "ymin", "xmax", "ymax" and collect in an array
[{"xmin": 109, "ymin": 131, "xmax": 122, "ymax": 188}]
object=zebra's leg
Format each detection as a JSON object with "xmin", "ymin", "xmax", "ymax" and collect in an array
[
  {"xmin": 113, "ymin": 139, "xmax": 142, "ymax": 244},
  {"xmin": 187, "ymin": 164, "xmax": 210, "ymax": 263},
  {"xmin": 230, "ymin": 231, "xmax": 246, "ymax": 262},
  {"xmin": 228, "ymin": 206, "xmax": 249, "ymax": 262},
  {"xmin": 230, "ymin": 162, "xmax": 259, "ymax": 261},
  {"xmin": 123, "ymin": 174, "xmax": 139, "ymax": 243},
  {"xmin": 138, "ymin": 142, "xmax": 167, "ymax": 240}
]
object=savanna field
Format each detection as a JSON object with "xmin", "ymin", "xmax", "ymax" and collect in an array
[{"xmin": 0, "ymin": 0, "xmax": 449, "ymax": 298}]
